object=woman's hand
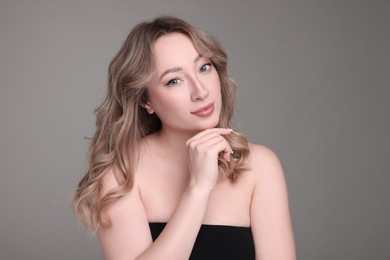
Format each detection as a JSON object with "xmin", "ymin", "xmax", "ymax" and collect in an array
[{"xmin": 185, "ymin": 128, "xmax": 233, "ymax": 192}]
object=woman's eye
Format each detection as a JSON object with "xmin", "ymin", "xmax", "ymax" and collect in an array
[
  {"xmin": 200, "ymin": 63, "xmax": 211, "ymax": 73},
  {"xmin": 166, "ymin": 78, "xmax": 181, "ymax": 86}
]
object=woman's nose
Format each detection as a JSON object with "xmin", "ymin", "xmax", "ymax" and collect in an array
[{"xmin": 190, "ymin": 76, "xmax": 209, "ymax": 101}]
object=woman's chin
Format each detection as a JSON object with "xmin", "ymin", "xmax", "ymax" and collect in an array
[{"xmin": 196, "ymin": 120, "xmax": 220, "ymax": 131}]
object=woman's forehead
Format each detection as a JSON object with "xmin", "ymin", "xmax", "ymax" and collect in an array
[{"xmin": 153, "ymin": 33, "xmax": 200, "ymax": 68}]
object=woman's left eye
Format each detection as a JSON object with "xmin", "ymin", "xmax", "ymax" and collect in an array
[{"xmin": 199, "ymin": 63, "xmax": 212, "ymax": 73}]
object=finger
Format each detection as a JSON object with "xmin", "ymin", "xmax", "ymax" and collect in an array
[
  {"xmin": 187, "ymin": 132, "xmax": 230, "ymax": 154},
  {"xmin": 216, "ymin": 139, "xmax": 233, "ymax": 162},
  {"xmin": 192, "ymin": 128, "xmax": 232, "ymax": 140},
  {"xmin": 186, "ymin": 128, "xmax": 232, "ymax": 147},
  {"xmin": 190, "ymin": 131, "xmax": 226, "ymax": 146},
  {"xmin": 202, "ymin": 138, "xmax": 232, "ymax": 161}
]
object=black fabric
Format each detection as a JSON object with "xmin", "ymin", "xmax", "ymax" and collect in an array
[{"xmin": 149, "ymin": 222, "xmax": 255, "ymax": 259}]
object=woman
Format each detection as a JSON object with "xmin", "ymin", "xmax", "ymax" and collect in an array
[{"xmin": 73, "ymin": 16, "xmax": 295, "ymax": 259}]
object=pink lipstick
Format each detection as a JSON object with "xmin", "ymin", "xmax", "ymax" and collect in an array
[{"xmin": 191, "ymin": 103, "xmax": 214, "ymax": 117}]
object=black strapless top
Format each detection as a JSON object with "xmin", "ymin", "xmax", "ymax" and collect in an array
[{"xmin": 149, "ymin": 222, "xmax": 255, "ymax": 259}]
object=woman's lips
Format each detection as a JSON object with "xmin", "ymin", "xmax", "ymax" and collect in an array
[{"xmin": 191, "ymin": 103, "xmax": 214, "ymax": 117}]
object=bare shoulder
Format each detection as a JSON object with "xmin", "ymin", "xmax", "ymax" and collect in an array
[
  {"xmin": 100, "ymin": 167, "xmax": 119, "ymax": 196},
  {"xmin": 248, "ymin": 143, "xmax": 296, "ymax": 259},
  {"xmin": 100, "ymin": 167, "xmax": 138, "ymax": 196},
  {"xmin": 100, "ymin": 137, "xmax": 151, "ymax": 197},
  {"xmin": 99, "ymin": 165, "xmax": 143, "ymax": 217},
  {"xmin": 246, "ymin": 143, "xmax": 286, "ymax": 190},
  {"xmin": 247, "ymin": 143, "xmax": 283, "ymax": 173},
  {"xmin": 98, "ymin": 166, "xmax": 152, "ymax": 259}
]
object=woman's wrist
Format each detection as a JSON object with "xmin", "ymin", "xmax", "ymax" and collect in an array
[{"xmin": 186, "ymin": 183, "xmax": 213, "ymax": 199}]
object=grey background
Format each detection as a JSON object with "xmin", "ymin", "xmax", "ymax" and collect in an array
[{"xmin": 0, "ymin": 0, "xmax": 389, "ymax": 259}]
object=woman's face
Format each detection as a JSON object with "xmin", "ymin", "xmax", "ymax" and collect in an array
[{"xmin": 145, "ymin": 32, "xmax": 222, "ymax": 133}]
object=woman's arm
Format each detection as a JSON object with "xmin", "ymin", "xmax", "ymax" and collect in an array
[
  {"xmin": 249, "ymin": 144, "xmax": 296, "ymax": 260},
  {"xmin": 98, "ymin": 128, "xmax": 233, "ymax": 260},
  {"xmin": 98, "ymin": 172, "xmax": 211, "ymax": 260}
]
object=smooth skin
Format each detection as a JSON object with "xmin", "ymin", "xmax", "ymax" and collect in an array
[{"xmin": 98, "ymin": 33, "xmax": 296, "ymax": 259}]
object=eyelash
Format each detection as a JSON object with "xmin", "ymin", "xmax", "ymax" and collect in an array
[
  {"xmin": 166, "ymin": 78, "xmax": 181, "ymax": 86},
  {"xmin": 200, "ymin": 63, "xmax": 212, "ymax": 73},
  {"xmin": 165, "ymin": 63, "xmax": 213, "ymax": 87}
]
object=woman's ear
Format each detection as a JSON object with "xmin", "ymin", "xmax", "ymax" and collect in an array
[
  {"xmin": 140, "ymin": 89, "xmax": 154, "ymax": 114},
  {"xmin": 142, "ymin": 102, "xmax": 155, "ymax": 114}
]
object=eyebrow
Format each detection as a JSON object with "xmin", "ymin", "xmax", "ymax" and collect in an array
[
  {"xmin": 159, "ymin": 54, "xmax": 203, "ymax": 81},
  {"xmin": 193, "ymin": 54, "xmax": 202, "ymax": 63}
]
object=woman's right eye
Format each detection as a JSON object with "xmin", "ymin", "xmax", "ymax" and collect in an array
[{"xmin": 166, "ymin": 78, "xmax": 181, "ymax": 86}]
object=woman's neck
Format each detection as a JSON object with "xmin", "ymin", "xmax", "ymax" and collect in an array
[{"xmin": 154, "ymin": 127, "xmax": 198, "ymax": 155}]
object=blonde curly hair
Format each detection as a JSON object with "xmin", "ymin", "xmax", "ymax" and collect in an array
[{"xmin": 73, "ymin": 16, "xmax": 249, "ymax": 232}]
